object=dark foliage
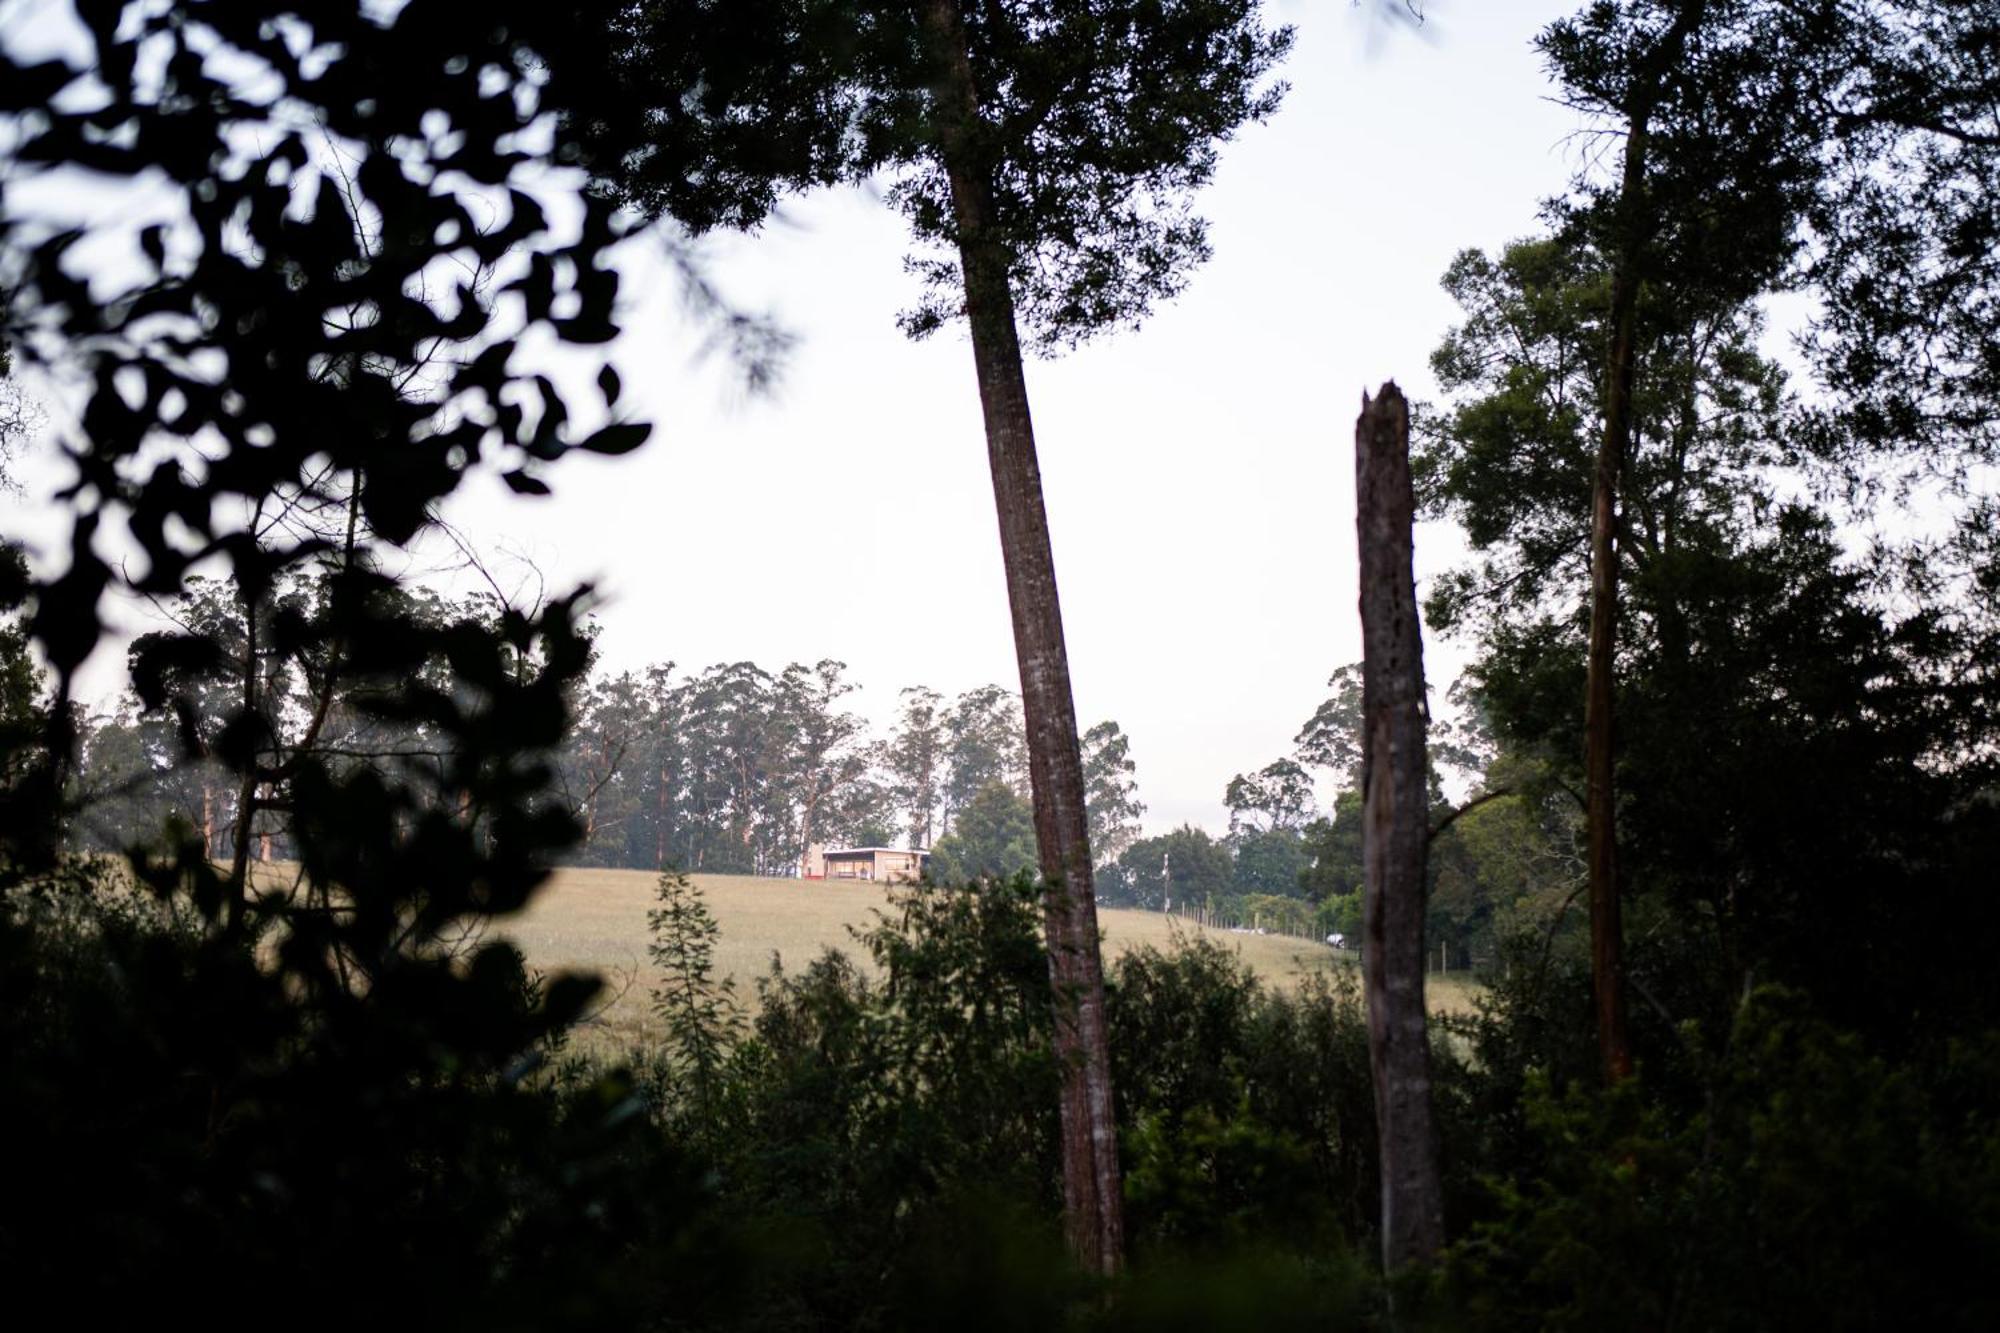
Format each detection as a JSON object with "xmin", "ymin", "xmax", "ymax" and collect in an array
[{"xmin": 581, "ymin": 0, "xmax": 1292, "ymax": 352}]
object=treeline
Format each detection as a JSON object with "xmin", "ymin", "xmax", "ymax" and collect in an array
[
  {"xmin": 70, "ymin": 571, "xmax": 1536, "ymax": 965},
  {"xmin": 68, "ymin": 580, "xmax": 1142, "ymax": 882},
  {"xmin": 70, "ymin": 571, "xmax": 1540, "ymax": 965}
]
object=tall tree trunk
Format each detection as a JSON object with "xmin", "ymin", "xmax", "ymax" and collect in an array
[
  {"xmin": 1355, "ymin": 383, "xmax": 1445, "ymax": 1272},
  {"xmin": 918, "ymin": 0, "xmax": 1124, "ymax": 1277},
  {"xmin": 1587, "ymin": 0, "xmax": 1703, "ymax": 1085},
  {"xmin": 1588, "ymin": 236, "xmax": 1638, "ymax": 1085},
  {"xmin": 225, "ymin": 586, "xmax": 259, "ymax": 932}
]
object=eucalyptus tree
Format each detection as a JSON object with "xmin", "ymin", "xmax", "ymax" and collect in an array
[
  {"xmin": 1079, "ymin": 720, "xmax": 1144, "ymax": 869},
  {"xmin": 942, "ymin": 682, "xmax": 1027, "ymax": 827},
  {"xmin": 1223, "ymin": 758, "xmax": 1315, "ymax": 835},
  {"xmin": 1498, "ymin": 0, "xmax": 1832, "ymax": 1080},
  {"xmin": 885, "ymin": 684, "xmax": 949, "ymax": 848},
  {"xmin": 579, "ymin": 0, "xmax": 1291, "ymax": 1271},
  {"xmin": 774, "ymin": 659, "xmax": 870, "ymax": 871}
]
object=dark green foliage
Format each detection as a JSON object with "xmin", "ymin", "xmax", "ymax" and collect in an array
[
  {"xmin": 627, "ymin": 877, "xmax": 1391, "ymax": 1323},
  {"xmin": 585, "ymin": 1, "xmax": 1293, "ymax": 353},
  {"xmin": 928, "ymin": 778, "xmax": 1039, "ymax": 882},
  {"xmin": 714, "ymin": 874, "xmax": 1067, "ymax": 1325},
  {"xmin": 1104, "ymin": 821, "xmax": 1233, "ymax": 909},
  {"xmin": 1228, "ymin": 824, "xmax": 1310, "ymax": 897},
  {"xmin": 1804, "ymin": 1, "xmax": 2000, "ymax": 466},
  {"xmin": 1441, "ymin": 990, "xmax": 2000, "ymax": 1332},
  {"xmin": 1111, "ymin": 936, "xmax": 1378, "ymax": 1254},
  {"xmin": 0, "ymin": 3, "xmax": 724, "ymax": 1323},
  {"xmin": 649, "ymin": 871, "xmax": 743, "ymax": 1139},
  {"xmin": 0, "ymin": 861, "xmax": 724, "ymax": 1329}
]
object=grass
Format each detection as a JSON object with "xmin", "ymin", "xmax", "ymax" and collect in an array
[{"xmin": 498, "ymin": 866, "xmax": 1481, "ymax": 1052}]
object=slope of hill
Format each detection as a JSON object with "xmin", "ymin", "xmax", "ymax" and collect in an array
[{"xmin": 500, "ymin": 867, "xmax": 1476, "ymax": 1050}]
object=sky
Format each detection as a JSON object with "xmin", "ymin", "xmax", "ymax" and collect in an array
[{"xmin": 8, "ymin": 0, "xmax": 1588, "ymax": 835}]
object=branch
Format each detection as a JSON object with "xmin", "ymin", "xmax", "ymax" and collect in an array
[{"xmin": 1427, "ymin": 786, "xmax": 1514, "ymax": 842}]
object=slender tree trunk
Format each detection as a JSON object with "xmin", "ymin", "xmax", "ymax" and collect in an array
[
  {"xmin": 1587, "ymin": 0, "xmax": 1703, "ymax": 1085},
  {"xmin": 1355, "ymin": 383, "xmax": 1444, "ymax": 1272},
  {"xmin": 918, "ymin": 0, "xmax": 1124, "ymax": 1276},
  {"xmin": 1587, "ymin": 234, "xmax": 1637, "ymax": 1083}
]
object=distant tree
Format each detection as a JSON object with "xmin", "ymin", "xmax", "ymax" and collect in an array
[
  {"xmin": 675, "ymin": 662, "xmax": 781, "ymax": 874},
  {"xmin": 1300, "ymin": 789, "xmax": 1366, "ymax": 908},
  {"xmin": 1230, "ymin": 825, "xmax": 1309, "ymax": 899},
  {"xmin": 0, "ymin": 544, "xmax": 42, "ymax": 802},
  {"xmin": 885, "ymin": 685, "xmax": 949, "ymax": 849},
  {"xmin": 0, "ymin": 339, "xmax": 35, "ymax": 490},
  {"xmin": 1080, "ymin": 720, "xmax": 1145, "ymax": 868},
  {"xmin": 1293, "ymin": 664, "xmax": 1363, "ymax": 787},
  {"xmin": 928, "ymin": 779, "xmax": 1037, "ymax": 884},
  {"xmin": 817, "ymin": 772, "xmax": 903, "ymax": 851},
  {"xmin": 563, "ymin": 670, "xmax": 656, "ymax": 864},
  {"xmin": 1223, "ymin": 758, "xmax": 1315, "ymax": 835},
  {"xmin": 941, "ymin": 683, "xmax": 1028, "ymax": 830},
  {"xmin": 774, "ymin": 659, "xmax": 869, "ymax": 873},
  {"xmin": 1112, "ymin": 824, "xmax": 1232, "ymax": 913}
]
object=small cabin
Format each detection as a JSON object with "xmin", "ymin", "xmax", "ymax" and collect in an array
[{"xmin": 803, "ymin": 844, "xmax": 929, "ymax": 883}]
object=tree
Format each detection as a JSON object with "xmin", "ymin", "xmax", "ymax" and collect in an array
[
  {"xmin": 928, "ymin": 779, "xmax": 1038, "ymax": 883},
  {"xmin": 563, "ymin": 669, "xmax": 656, "ymax": 863},
  {"xmin": 1805, "ymin": 0, "xmax": 2000, "ymax": 468},
  {"xmin": 1420, "ymin": 0, "xmax": 1835, "ymax": 1079},
  {"xmin": 941, "ymin": 683, "xmax": 1027, "ymax": 831},
  {"xmin": 582, "ymin": 0, "xmax": 1293, "ymax": 1271},
  {"xmin": 1300, "ymin": 789, "xmax": 1366, "ymax": 907},
  {"xmin": 1110, "ymin": 824, "xmax": 1232, "ymax": 913},
  {"xmin": 1229, "ymin": 825, "xmax": 1309, "ymax": 898},
  {"xmin": 1293, "ymin": 664, "xmax": 1363, "ymax": 786},
  {"xmin": 649, "ymin": 870, "xmax": 742, "ymax": 1144},
  {"xmin": 0, "ymin": 2, "xmax": 718, "ymax": 1320},
  {"xmin": 1223, "ymin": 758, "xmax": 1315, "ymax": 835},
  {"xmin": 885, "ymin": 685, "xmax": 949, "ymax": 849},
  {"xmin": 0, "ymin": 339, "xmax": 38, "ymax": 491},
  {"xmin": 775, "ymin": 659, "xmax": 870, "ymax": 873},
  {"xmin": 1080, "ymin": 720, "xmax": 1145, "ymax": 869}
]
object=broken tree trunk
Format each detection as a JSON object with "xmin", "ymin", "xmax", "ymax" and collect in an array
[{"xmin": 1356, "ymin": 382, "xmax": 1444, "ymax": 1273}]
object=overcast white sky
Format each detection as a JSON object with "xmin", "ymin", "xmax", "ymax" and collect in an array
[{"xmin": 9, "ymin": 0, "xmax": 1588, "ymax": 835}]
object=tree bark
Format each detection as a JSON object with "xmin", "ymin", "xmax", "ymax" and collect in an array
[
  {"xmin": 1587, "ymin": 253, "xmax": 1637, "ymax": 1083},
  {"xmin": 1587, "ymin": 0, "xmax": 1704, "ymax": 1085},
  {"xmin": 1355, "ymin": 383, "xmax": 1444, "ymax": 1272},
  {"xmin": 918, "ymin": 0, "xmax": 1124, "ymax": 1277}
]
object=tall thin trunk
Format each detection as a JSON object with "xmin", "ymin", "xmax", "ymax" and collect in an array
[
  {"xmin": 656, "ymin": 771, "xmax": 668, "ymax": 869},
  {"xmin": 1588, "ymin": 234, "xmax": 1638, "ymax": 1083},
  {"xmin": 1355, "ymin": 383, "xmax": 1444, "ymax": 1272},
  {"xmin": 224, "ymin": 584, "xmax": 260, "ymax": 932},
  {"xmin": 918, "ymin": 0, "xmax": 1124, "ymax": 1276},
  {"xmin": 1587, "ymin": 0, "xmax": 1703, "ymax": 1085}
]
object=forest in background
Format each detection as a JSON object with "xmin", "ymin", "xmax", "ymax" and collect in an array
[
  {"xmin": 71, "ymin": 601, "xmax": 1498, "ymax": 950},
  {"xmin": 3, "ymin": 0, "xmax": 1999, "ymax": 1327}
]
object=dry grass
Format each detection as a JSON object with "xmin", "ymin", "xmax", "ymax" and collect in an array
[{"xmin": 497, "ymin": 866, "xmax": 1481, "ymax": 1052}]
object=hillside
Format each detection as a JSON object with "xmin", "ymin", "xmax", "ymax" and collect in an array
[{"xmin": 499, "ymin": 866, "xmax": 1478, "ymax": 1050}]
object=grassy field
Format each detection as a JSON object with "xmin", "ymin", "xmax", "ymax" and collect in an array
[{"xmin": 499, "ymin": 866, "xmax": 1480, "ymax": 1051}]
